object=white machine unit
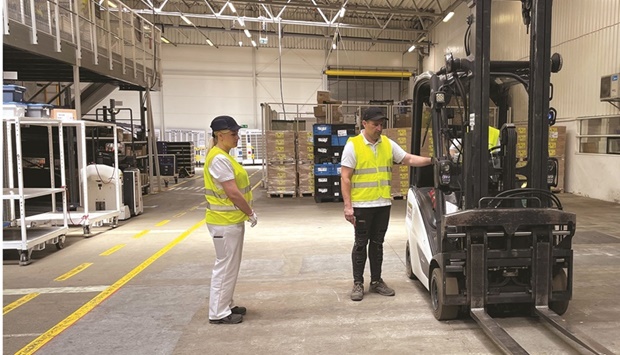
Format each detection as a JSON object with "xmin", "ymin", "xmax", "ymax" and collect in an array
[
  {"xmin": 84, "ymin": 164, "xmax": 131, "ymax": 220},
  {"xmin": 123, "ymin": 168, "xmax": 143, "ymax": 216},
  {"xmin": 600, "ymin": 72, "xmax": 620, "ymax": 102}
]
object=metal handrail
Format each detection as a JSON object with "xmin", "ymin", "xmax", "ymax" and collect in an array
[{"xmin": 3, "ymin": 0, "xmax": 161, "ymax": 88}]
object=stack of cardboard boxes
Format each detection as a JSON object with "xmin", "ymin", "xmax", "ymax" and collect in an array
[
  {"xmin": 314, "ymin": 91, "xmax": 344, "ymax": 124},
  {"xmin": 297, "ymin": 131, "xmax": 315, "ymax": 195},
  {"xmin": 266, "ymin": 130, "xmax": 297, "ymax": 196},
  {"xmin": 384, "ymin": 128, "xmax": 413, "ymax": 198}
]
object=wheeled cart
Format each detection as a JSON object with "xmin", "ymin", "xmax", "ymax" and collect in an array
[{"xmin": 2, "ymin": 115, "xmax": 69, "ymax": 265}]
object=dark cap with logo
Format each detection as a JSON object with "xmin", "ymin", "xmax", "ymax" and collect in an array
[
  {"xmin": 362, "ymin": 107, "xmax": 388, "ymax": 121},
  {"xmin": 210, "ymin": 115, "xmax": 242, "ymax": 132}
]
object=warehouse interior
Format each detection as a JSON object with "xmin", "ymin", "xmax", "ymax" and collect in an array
[{"xmin": 2, "ymin": 0, "xmax": 620, "ymax": 354}]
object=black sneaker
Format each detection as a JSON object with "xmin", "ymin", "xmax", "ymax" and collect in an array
[
  {"xmin": 209, "ymin": 313, "xmax": 243, "ymax": 324},
  {"xmin": 370, "ymin": 279, "xmax": 395, "ymax": 296},
  {"xmin": 231, "ymin": 306, "xmax": 247, "ymax": 315},
  {"xmin": 351, "ymin": 282, "xmax": 364, "ymax": 301}
]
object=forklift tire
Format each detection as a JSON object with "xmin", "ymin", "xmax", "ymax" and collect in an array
[
  {"xmin": 549, "ymin": 268, "xmax": 569, "ymax": 315},
  {"xmin": 430, "ymin": 268, "xmax": 460, "ymax": 320},
  {"xmin": 405, "ymin": 241, "xmax": 418, "ymax": 280}
]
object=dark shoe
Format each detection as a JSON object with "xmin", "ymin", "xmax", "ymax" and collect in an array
[
  {"xmin": 209, "ymin": 313, "xmax": 243, "ymax": 324},
  {"xmin": 370, "ymin": 279, "xmax": 395, "ymax": 296},
  {"xmin": 351, "ymin": 282, "xmax": 364, "ymax": 301},
  {"xmin": 231, "ymin": 306, "xmax": 247, "ymax": 315}
]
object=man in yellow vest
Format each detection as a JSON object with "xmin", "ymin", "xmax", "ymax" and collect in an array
[
  {"xmin": 204, "ymin": 115, "xmax": 257, "ymax": 324},
  {"xmin": 341, "ymin": 107, "xmax": 433, "ymax": 301}
]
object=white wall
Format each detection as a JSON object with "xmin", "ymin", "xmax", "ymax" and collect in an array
[{"xmin": 427, "ymin": 0, "xmax": 620, "ymax": 203}]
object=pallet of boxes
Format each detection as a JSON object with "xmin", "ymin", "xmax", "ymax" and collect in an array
[
  {"xmin": 314, "ymin": 91, "xmax": 344, "ymax": 124},
  {"xmin": 266, "ymin": 130, "xmax": 297, "ymax": 197},
  {"xmin": 313, "ymin": 123, "xmax": 356, "ymax": 203},
  {"xmin": 515, "ymin": 124, "xmax": 567, "ymax": 192},
  {"xmin": 384, "ymin": 127, "xmax": 413, "ymax": 199},
  {"xmin": 297, "ymin": 131, "xmax": 315, "ymax": 196}
]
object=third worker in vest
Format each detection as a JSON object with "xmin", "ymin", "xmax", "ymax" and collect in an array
[
  {"xmin": 341, "ymin": 107, "xmax": 433, "ymax": 301},
  {"xmin": 204, "ymin": 115, "xmax": 258, "ymax": 324}
]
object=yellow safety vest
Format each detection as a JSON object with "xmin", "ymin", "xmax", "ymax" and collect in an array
[
  {"xmin": 488, "ymin": 126, "xmax": 500, "ymax": 149},
  {"xmin": 349, "ymin": 135, "xmax": 393, "ymax": 202},
  {"xmin": 204, "ymin": 146, "xmax": 253, "ymax": 225}
]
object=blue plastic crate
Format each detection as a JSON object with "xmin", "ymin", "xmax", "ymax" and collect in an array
[
  {"xmin": 314, "ymin": 163, "xmax": 333, "ymax": 176},
  {"xmin": 313, "ymin": 124, "xmax": 331, "ymax": 135}
]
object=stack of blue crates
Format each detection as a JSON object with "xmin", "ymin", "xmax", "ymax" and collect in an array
[{"xmin": 313, "ymin": 123, "xmax": 356, "ymax": 203}]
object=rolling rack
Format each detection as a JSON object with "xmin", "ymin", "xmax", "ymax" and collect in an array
[
  {"xmin": 20, "ymin": 120, "xmax": 123, "ymax": 236},
  {"xmin": 2, "ymin": 113, "xmax": 69, "ymax": 265}
]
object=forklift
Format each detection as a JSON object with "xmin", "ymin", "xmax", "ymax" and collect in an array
[{"xmin": 403, "ymin": 1, "xmax": 613, "ymax": 353}]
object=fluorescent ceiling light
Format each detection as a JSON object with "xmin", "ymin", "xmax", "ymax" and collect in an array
[
  {"xmin": 180, "ymin": 15, "xmax": 192, "ymax": 25},
  {"xmin": 407, "ymin": 44, "xmax": 416, "ymax": 52},
  {"xmin": 332, "ymin": 42, "xmax": 337, "ymax": 50},
  {"xmin": 443, "ymin": 11, "xmax": 455, "ymax": 22},
  {"xmin": 161, "ymin": 36, "xmax": 170, "ymax": 44},
  {"xmin": 238, "ymin": 40, "xmax": 243, "ymax": 47},
  {"xmin": 228, "ymin": 2, "xmax": 237, "ymax": 13},
  {"xmin": 206, "ymin": 39, "xmax": 214, "ymax": 46},
  {"xmin": 251, "ymin": 40, "xmax": 257, "ymax": 47},
  {"xmin": 244, "ymin": 29, "xmax": 251, "ymax": 38},
  {"xmin": 237, "ymin": 17, "xmax": 245, "ymax": 27},
  {"xmin": 339, "ymin": 7, "xmax": 346, "ymax": 18},
  {"xmin": 107, "ymin": 0, "xmax": 117, "ymax": 8}
]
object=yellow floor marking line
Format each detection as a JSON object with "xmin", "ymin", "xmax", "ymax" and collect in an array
[
  {"xmin": 200, "ymin": 201, "xmax": 207, "ymax": 205},
  {"xmin": 54, "ymin": 263, "xmax": 93, "ymax": 282},
  {"xmin": 132, "ymin": 230, "xmax": 150, "ymax": 239},
  {"xmin": 3, "ymin": 293, "xmax": 40, "ymax": 315},
  {"xmin": 155, "ymin": 219, "xmax": 170, "ymax": 227},
  {"xmin": 248, "ymin": 169, "xmax": 261, "ymax": 178},
  {"xmin": 99, "ymin": 244, "xmax": 126, "ymax": 256},
  {"xmin": 251, "ymin": 180, "xmax": 262, "ymax": 192},
  {"xmin": 15, "ymin": 219, "xmax": 205, "ymax": 355},
  {"xmin": 173, "ymin": 211, "xmax": 187, "ymax": 218},
  {"xmin": 189, "ymin": 205, "xmax": 199, "ymax": 211}
]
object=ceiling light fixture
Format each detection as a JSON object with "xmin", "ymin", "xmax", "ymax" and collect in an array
[
  {"xmin": 443, "ymin": 11, "xmax": 455, "ymax": 22},
  {"xmin": 244, "ymin": 29, "xmax": 251, "ymax": 38},
  {"xmin": 228, "ymin": 2, "xmax": 237, "ymax": 13},
  {"xmin": 332, "ymin": 42, "xmax": 337, "ymax": 49},
  {"xmin": 206, "ymin": 38, "xmax": 214, "ymax": 46},
  {"xmin": 180, "ymin": 14, "xmax": 192, "ymax": 25},
  {"xmin": 239, "ymin": 40, "xmax": 243, "ymax": 47},
  {"xmin": 339, "ymin": 7, "xmax": 346, "ymax": 18},
  {"xmin": 237, "ymin": 17, "xmax": 245, "ymax": 27},
  {"xmin": 107, "ymin": 0, "xmax": 117, "ymax": 8},
  {"xmin": 407, "ymin": 44, "xmax": 416, "ymax": 52},
  {"xmin": 161, "ymin": 36, "xmax": 170, "ymax": 44},
  {"xmin": 251, "ymin": 40, "xmax": 257, "ymax": 47}
]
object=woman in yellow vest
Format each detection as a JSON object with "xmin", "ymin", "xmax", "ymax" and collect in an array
[
  {"xmin": 341, "ymin": 107, "xmax": 433, "ymax": 301},
  {"xmin": 204, "ymin": 116, "xmax": 257, "ymax": 324}
]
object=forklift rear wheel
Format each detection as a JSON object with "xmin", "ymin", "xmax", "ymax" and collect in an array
[
  {"xmin": 405, "ymin": 241, "xmax": 418, "ymax": 280},
  {"xmin": 549, "ymin": 268, "xmax": 569, "ymax": 315},
  {"xmin": 430, "ymin": 267, "xmax": 460, "ymax": 320}
]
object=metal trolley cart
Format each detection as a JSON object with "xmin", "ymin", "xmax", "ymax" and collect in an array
[
  {"xmin": 2, "ymin": 114, "xmax": 69, "ymax": 265},
  {"xmin": 21, "ymin": 120, "xmax": 124, "ymax": 236}
]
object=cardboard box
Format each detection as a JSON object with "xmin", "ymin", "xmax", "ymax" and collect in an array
[
  {"xmin": 314, "ymin": 106, "xmax": 326, "ymax": 118},
  {"xmin": 317, "ymin": 91, "xmax": 331, "ymax": 104},
  {"xmin": 51, "ymin": 108, "xmax": 77, "ymax": 120},
  {"xmin": 393, "ymin": 114, "xmax": 412, "ymax": 128}
]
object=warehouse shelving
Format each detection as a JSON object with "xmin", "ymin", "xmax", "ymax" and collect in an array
[{"xmin": 2, "ymin": 115, "xmax": 69, "ymax": 265}]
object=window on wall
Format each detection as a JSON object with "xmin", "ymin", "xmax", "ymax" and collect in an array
[
  {"xmin": 328, "ymin": 77, "xmax": 409, "ymax": 103},
  {"xmin": 577, "ymin": 115, "xmax": 620, "ymax": 154}
]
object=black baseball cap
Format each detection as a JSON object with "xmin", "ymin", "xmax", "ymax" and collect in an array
[
  {"xmin": 362, "ymin": 107, "xmax": 388, "ymax": 121},
  {"xmin": 211, "ymin": 115, "xmax": 242, "ymax": 131}
]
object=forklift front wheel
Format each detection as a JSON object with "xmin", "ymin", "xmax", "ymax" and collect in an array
[
  {"xmin": 549, "ymin": 268, "xmax": 569, "ymax": 315},
  {"xmin": 430, "ymin": 267, "xmax": 460, "ymax": 320},
  {"xmin": 405, "ymin": 241, "xmax": 418, "ymax": 280}
]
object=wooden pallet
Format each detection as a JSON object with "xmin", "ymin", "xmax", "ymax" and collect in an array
[
  {"xmin": 268, "ymin": 193, "xmax": 296, "ymax": 198},
  {"xmin": 298, "ymin": 192, "xmax": 315, "ymax": 197}
]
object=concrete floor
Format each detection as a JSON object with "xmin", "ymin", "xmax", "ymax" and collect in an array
[{"xmin": 3, "ymin": 166, "xmax": 620, "ymax": 354}]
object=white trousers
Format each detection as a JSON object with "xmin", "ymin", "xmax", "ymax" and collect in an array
[{"xmin": 207, "ymin": 222, "xmax": 245, "ymax": 320}]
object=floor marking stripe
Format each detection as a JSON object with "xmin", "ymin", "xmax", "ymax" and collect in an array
[
  {"xmin": 54, "ymin": 263, "xmax": 93, "ymax": 281},
  {"xmin": 4, "ymin": 286, "xmax": 109, "ymax": 296},
  {"xmin": 4, "ymin": 333, "xmax": 43, "ymax": 338},
  {"xmin": 99, "ymin": 244, "xmax": 126, "ymax": 256},
  {"xmin": 174, "ymin": 212, "xmax": 187, "ymax": 218},
  {"xmin": 251, "ymin": 180, "xmax": 262, "ymax": 192},
  {"xmin": 15, "ymin": 220, "xmax": 204, "ymax": 355},
  {"xmin": 155, "ymin": 219, "xmax": 170, "ymax": 227},
  {"xmin": 132, "ymin": 229, "xmax": 150, "ymax": 239},
  {"xmin": 3, "ymin": 293, "xmax": 40, "ymax": 315},
  {"xmin": 248, "ymin": 169, "xmax": 260, "ymax": 178}
]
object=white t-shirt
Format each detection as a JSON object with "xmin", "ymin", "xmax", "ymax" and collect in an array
[
  {"xmin": 208, "ymin": 154, "xmax": 235, "ymax": 189},
  {"xmin": 341, "ymin": 132, "xmax": 408, "ymax": 208}
]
